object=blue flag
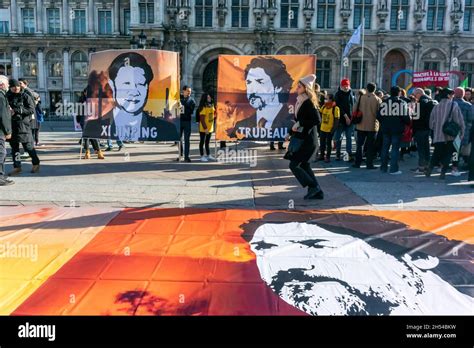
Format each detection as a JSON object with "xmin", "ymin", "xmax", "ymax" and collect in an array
[{"xmin": 343, "ymin": 24, "xmax": 362, "ymax": 57}]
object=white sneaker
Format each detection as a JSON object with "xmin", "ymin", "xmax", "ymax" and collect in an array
[
  {"xmin": 207, "ymin": 155, "xmax": 216, "ymax": 161},
  {"xmin": 200, "ymin": 156, "xmax": 209, "ymax": 162},
  {"xmin": 389, "ymin": 170, "xmax": 403, "ymax": 175},
  {"xmin": 451, "ymin": 169, "xmax": 461, "ymax": 177}
]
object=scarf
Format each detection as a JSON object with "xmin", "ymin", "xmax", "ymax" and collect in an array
[{"xmin": 295, "ymin": 93, "xmax": 309, "ymax": 116}]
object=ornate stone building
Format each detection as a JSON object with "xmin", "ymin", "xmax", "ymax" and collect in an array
[{"xmin": 0, "ymin": 0, "xmax": 473, "ymax": 114}]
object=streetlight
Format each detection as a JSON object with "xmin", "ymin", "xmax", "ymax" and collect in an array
[
  {"xmin": 138, "ymin": 30, "xmax": 147, "ymax": 49},
  {"xmin": 129, "ymin": 36, "xmax": 138, "ymax": 49}
]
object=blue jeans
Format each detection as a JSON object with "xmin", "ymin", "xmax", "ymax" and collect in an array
[
  {"xmin": 334, "ymin": 125, "xmax": 354, "ymax": 156},
  {"xmin": 107, "ymin": 139, "xmax": 124, "ymax": 147},
  {"xmin": 381, "ymin": 133, "xmax": 402, "ymax": 173}
]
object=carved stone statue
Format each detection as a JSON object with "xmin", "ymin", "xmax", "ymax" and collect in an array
[
  {"xmin": 453, "ymin": 0, "xmax": 462, "ymax": 12},
  {"xmin": 415, "ymin": 0, "xmax": 424, "ymax": 12},
  {"xmin": 342, "ymin": 0, "xmax": 350, "ymax": 10},
  {"xmin": 378, "ymin": 0, "xmax": 387, "ymax": 10}
]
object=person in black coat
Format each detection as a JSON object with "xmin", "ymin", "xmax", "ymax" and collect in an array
[
  {"xmin": 0, "ymin": 75, "xmax": 14, "ymax": 185},
  {"xmin": 287, "ymin": 74, "xmax": 323, "ymax": 200},
  {"xmin": 6, "ymin": 79, "xmax": 40, "ymax": 175}
]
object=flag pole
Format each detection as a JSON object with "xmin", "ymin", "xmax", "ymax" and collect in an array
[{"xmin": 360, "ymin": 3, "xmax": 365, "ymax": 90}]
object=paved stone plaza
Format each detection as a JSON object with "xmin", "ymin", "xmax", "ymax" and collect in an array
[{"xmin": 1, "ymin": 126, "xmax": 472, "ymax": 211}]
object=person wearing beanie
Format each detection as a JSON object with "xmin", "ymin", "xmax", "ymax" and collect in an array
[
  {"xmin": 6, "ymin": 78, "xmax": 40, "ymax": 175},
  {"xmin": 287, "ymin": 74, "xmax": 324, "ymax": 200},
  {"xmin": 334, "ymin": 78, "xmax": 356, "ymax": 161},
  {"xmin": 0, "ymin": 75, "xmax": 14, "ymax": 186}
]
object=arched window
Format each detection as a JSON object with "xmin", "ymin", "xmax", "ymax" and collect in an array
[
  {"xmin": 0, "ymin": 51, "xmax": 12, "ymax": 76},
  {"xmin": 47, "ymin": 51, "xmax": 63, "ymax": 77},
  {"xmin": 71, "ymin": 51, "xmax": 88, "ymax": 77},
  {"xmin": 427, "ymin": 0, "xmax": 446, "ymax": 31},
  {"xmin": 21, "ymin": 50, "xmax": 37, "ymax": 77}
]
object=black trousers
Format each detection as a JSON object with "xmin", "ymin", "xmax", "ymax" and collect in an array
[
  {"xmin": 355, "ymin": 130, "xmax": 376, "ymax": 166},
  {"xmin": 468, "ymin": 140, "xmax": 474, "ymax": 181},
  {"xmin": 0, "ymin": 135, "xmax": 6, "ymax": 177},
  {"xmin": 32, "ymin": 127, "xmax": 40, "ymax": 144},
  {"xmin": 199, "ymin": 132, "xmax": 211, "ymax": 156},
  {"xmin": 83, "ymin": 138, "xmax": 100, "ymax": 152},
  {"xmin": 319, "ymin": 131, "xmax": 334, "ymax": 158},
  {"xmin": 429, "ymin": 141, "xmax": 454, "ymax": 171},
  {"xmin": 289, "ymin": 160, "xmax": 319, "ymax": 188},
  {"xmin": 10, "ymin": 140, "xmax": 40, "ymax": 168}
]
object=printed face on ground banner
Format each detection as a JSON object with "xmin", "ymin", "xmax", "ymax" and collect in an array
[
  {"xmin": 82, "ymin": 50, "xmax": 180, "ymax": 142},
  {"xmin": 216, "ymin": 55, "xmax": 316, "ymax": 141},
  {"xmin": 249, "ymin": 221, "xmax": 474, "ymax": 315}
]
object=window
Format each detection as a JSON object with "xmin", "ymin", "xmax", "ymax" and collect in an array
[
  {"xmin": 464, "ymin": 0, "xmax": 474, "ymax": 31},
  {"xmin": 21, "ymin": 50, "xmax": 37, "ymax": 77},
  {"xmin": 0, "ymin": 21, "xmax": 8, "ymax": 33},
  {"xmin": 139, "ymin": 0, "xmax": 154, "ymax": 24},
  {"xmin": 460, "ymin": 62, "xmax": 474, "ymax": 87},
  {"xmin": 124, "ymin": 9, "xmax": 131, "ymax": 34},
  {"xmin": 73, "ymin": 10, "xmax": 86, "ymax": 34},
  {"xmin": 281, "ymin": 0, "xmax": 299, "ymax": 29},
  {"xmin": 22, "ymin": 8, "xmax": 35, "ymax": 33},
  {"xmin": 71, "ymin": 51, "xmax": 88, "ymax": 78},
  {"xmin": 424, "ymin": 61, "xmax": 440, "ymax": 71},
  {"xmin": 47, "ymin": 51, "xmax": 63, "ymax": 77},
  {"xmin": 195, "ymin": 0, "xmax": 213, "ymax": 27},
  {"xmin": 316, "ymin": 60, "xmax": 332, "ymax": 89},
  {"xmin": 98, "ymin": 10, "xmax": 112, "ymax": 34},
  {"xmin": 0, "ymin": 9, "xmax": 9, "ymax": 34},
  {"xmin": 47, "ymin": 8, "xmax": 61, "ymax": 34},
  {"xmin": 351, "ymin": 60, "xmax": 368, "ymax": 88},
  {"xmin": 317, "ymin": 0, "xmax": 335, "ymax": 29},
  {"xmin": 353, "ymin": 0, "xmax": 372, "ymax": 29},
  {"xmin": 0, "ymin": 51, "xmax": 11, "ymax": 76},
  {"xmin": 390, "ymin": 0, "xmax": 409, "ymax": 30},
  {"xmin": 232, "ymin": 0, "xmax": 249, "ymax": 28},
  {"xmin": 427, "ymin": 0, "xmax": 445, "ymax": 31}
]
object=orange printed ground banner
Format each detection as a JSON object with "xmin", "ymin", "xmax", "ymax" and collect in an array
[
  {"xmin": 1, "ymin": 207, "xmax": 473, "ymax": 316},
  {"xmin": 216, "ymin": 55, "xmax": 316, "ymax": 141},
  {"xmin": 82, "ymin": 49, "xmax": 180, "ymax": 142}
]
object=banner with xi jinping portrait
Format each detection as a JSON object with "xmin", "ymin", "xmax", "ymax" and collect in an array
[
  {"xmin": 83, "ymin": 49, "xmax": 180, "ymax": 142},
  {"xmin": 216, "ymin": 54, "xmax": 316, "ymax": 141}
]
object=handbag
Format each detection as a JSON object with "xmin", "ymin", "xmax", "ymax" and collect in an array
[
  {"xmin": 283, "ymin": 136, "xmax": 305, "ymax": 160},
  {"xmin": 442, "ymin": 102, "xmax": 461, "ymax": 137},
  {"xmin": 351, "ymin": 101, "xmax": 363, "ymax": 125}
]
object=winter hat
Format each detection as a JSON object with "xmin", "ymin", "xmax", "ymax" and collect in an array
[
  {"xmin": 9, "ymin": 79, "xmax": 20, "ymax": 87},
  {"xmin": 299, "ymin": 74, "xmax": 316, "ymax": 91},
  {"xmin": 341, "ymin": 78, "xmax": 351, "ymax": 87}
]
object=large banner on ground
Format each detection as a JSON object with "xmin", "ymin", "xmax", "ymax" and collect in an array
[
  {"xmin": 216, "ymin": 54, "xmax": 316, "ymax": 141},
  {"xmin": 82, "ymin": 50, "xmax": 180, "ymax": 141},
  {"xmin": 5, "ymin": 208, "xmax": 473, "ymax": 316}
]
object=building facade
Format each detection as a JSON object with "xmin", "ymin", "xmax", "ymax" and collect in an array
[{"xmin": 0, "ymin": 0, "xmax": 473, "ymax": 115}]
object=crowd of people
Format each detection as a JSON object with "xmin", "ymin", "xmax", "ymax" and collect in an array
[
  {"xmin": 286, "ymin": 76, "xmax": 474, "ymax": 199},
  {"xmin": 312, "ymin": 78, "xmax": 473, "ymax": 179},
  {"xmin": 1, "ymin": 71, "xmax": 473, "ymax": 199}
]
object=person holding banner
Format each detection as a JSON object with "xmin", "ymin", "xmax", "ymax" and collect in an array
[
  {"xmin": 287, "ymin": 74, "xmax": 323, "ymax": 200},
  {"xmin": 77, "ymin": 88, "xmax": 105, "ymax": 160},
  {"xmin": 197, "ymin": 93, "xmax": 215, "ymax": 162}
]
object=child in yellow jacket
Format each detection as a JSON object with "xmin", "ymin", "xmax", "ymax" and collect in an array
[{"xmin": 318, "ymin": 93, "xmax": 340, "ymax": 162}]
